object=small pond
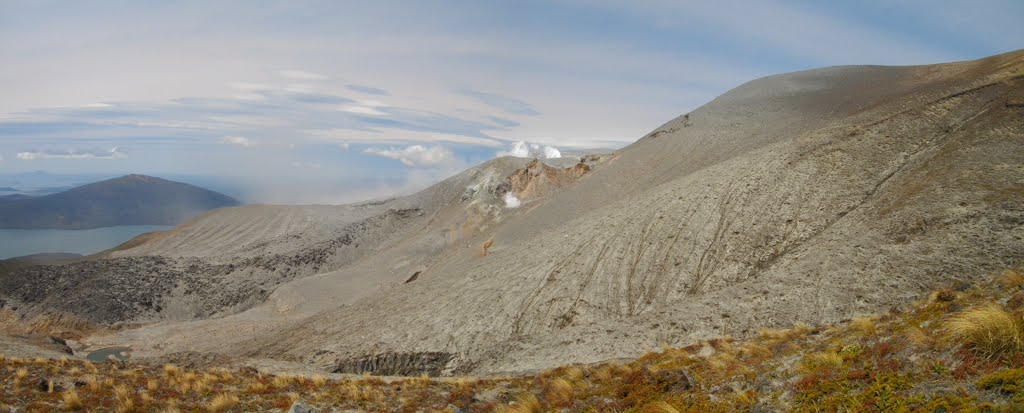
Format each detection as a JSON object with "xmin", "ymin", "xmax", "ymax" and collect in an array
[{"xmin": 86, "ymin": 346, "xmax": 131, "ymax": 363}]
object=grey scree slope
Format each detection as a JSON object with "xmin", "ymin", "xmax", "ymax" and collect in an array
[{"xmin": 12, "ymin": 50, "xmax": 1024, "ymax": 376}]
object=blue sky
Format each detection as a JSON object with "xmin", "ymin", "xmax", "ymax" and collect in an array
[{"xmin": 0, "ymin": 0, "xmax": 1020, "ymax": 203}]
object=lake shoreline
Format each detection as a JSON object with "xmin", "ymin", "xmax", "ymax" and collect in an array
[{"xmin": 0, "ymin": 225, "xmax": 172, "ymax": 260}]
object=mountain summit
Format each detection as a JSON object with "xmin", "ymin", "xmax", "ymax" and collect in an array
[{"xmin": 0, "ymin": 174, "xmax": 239, "ymax": 229}]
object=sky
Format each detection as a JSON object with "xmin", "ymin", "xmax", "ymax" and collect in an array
[{"xmin": 1, "ymin": 0, "xmax": 1020, "ymax": 203}]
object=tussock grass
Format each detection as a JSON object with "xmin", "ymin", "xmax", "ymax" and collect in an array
[
  {"xmin": 850, "ymin": 317, "xmax": 877, "ymax": 336},
  {"xmin": 4, "ymin": 270, "xmax": 1024, "ymax": 412},
  {"xmin": 800, "ymin": 351, "xmax": 844, "ymax": 374},
  {"xmin": 545, "ymin": 377, "xmax": 573, "ymax": 405},
  {"xmin": 206, "ymin": 394, "xmax": 239, "ymax": 412},
  {"xmin": 647, "ymin": 400, "xmax": 680, "ymax": 413},
  {"xmin": 944, "ymin": 304, "xmax": 1024, "ymax": 360},
  {"xmin": 904, "ymin": 326, "xmax": 933, "ymax": 349},
  {"xmin": 60, "ymin": 389, "xmax": 83, "ymax": 411},
  {"xmin": 162, "ymin": 364, "xmax": 180, "ymax": 377},
  {"xmin": 500, "ymin": 394, "xmax": 541, "ymax": 413},
  {"xmin": 997, "ymin": 269, "xmax": 1024, "ymax": 291}
]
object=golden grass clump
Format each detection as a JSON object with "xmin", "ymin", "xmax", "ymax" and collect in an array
[
  {"xmin": 905, "ymin": 326, "xmax": 934, "ymax": 350},
  {"xmin": 163, "ymin": 363, "xmax": 180, "ymax": 377},
  {"xmin": 193, "ymin": 378, "xmax": 210, "ymax": 393},
  {"xmin": 272, "ymin": 374, "xmax": 293, "ymax": 389},
  {"xmin": 312, "ymin": 374, "xmax": 328, "ymax": 387},
  {"xmin": 84, "ymin": 375, "xmax": 100, "ymax": 392},
  {"xmin": 500, "ymin": 393, "xmax": 541, "ymax": 413},
  {"xmin": 737, "ymin": 342, "xmax": 773, "ymax": 360},
  {"xmin": 114, "ymin": 384, "xmax": 132, "ymax": 400},
  {"xmin": 61, "ymin": 389, "xmax": 83, "ymax": 411},
  {"xmin": 114, "ymin": 398, "xmax": 134, "ymax": 413},
  {"xmin": 562, "ymin": 365, "xmax": 584, "ymax": 383},
  {"xmin": 944, "ymin": 304, "xmax": 1024, "ymax": 360},
  {"xmin": 800, "ymin": 351, "xmax": 844, "ymax": 374},
  {"xmin": 850, "ymin": 317, "xmax": 877, "ymax": 336},
  {"xmin": 593, "ymin": 364, "xmax": 614, "ymax": 382},
  {"xmin": 998, "ymin": 269, "xmax": 1024, "ymax": 291},
  {"xmin": 206, "ymin": 394, "xmax": 240, "ymax": 413},
  {"xmin": 545, "ymin": 377, "xmax": 573, "ymax": 405},
  {"xmin": 140, "ymin": 391, "xmax": 153, "ymax": 407},
  {"xmin": 15, "ymin": 367, "xmax": 28, "ymax": 379},
  {"xmin": 647, "ymin": 400, "xmax": 681, "ymax": 413},
  {"xmin": 247, "ymin": 381, "xmax": 268, "ymax": 393},
  {"xmin": 146, "ymin": 379, "xmax": 159, "ymax": 392}
]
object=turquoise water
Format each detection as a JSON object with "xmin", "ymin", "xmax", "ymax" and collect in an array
[{"xmin": 0, "ymin": 225, "xmax": 171, "ymax": 259}]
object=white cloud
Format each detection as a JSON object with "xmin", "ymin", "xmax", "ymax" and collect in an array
[
  {"xmin": 221, "ymin": 136, "xmax": 254, "ymax": 147},
  {"xmin": 497, "ymin": 141, "xmax": 562, "ymax": 159},
  {"xmin": 309, "ymin": 128, "xmax": 503, "ymax": 148},
  {"xmin": 339, "ymin": 142, "xmax": 350, "ymax": 150},
  {"xmin": 278, "ymin": 70, "xmax": 327, "ymax": 80},
  {"xmin": 339, "ymin": 99, "xmax": 390, "ymax": 116},
  {"xmin": 16, "ymin": 147, "xmax": 127, "ymax": 160},
  {"xmin": 364, "ymin": 144, "xmax": 455, "ymax": 167},
  {"xmin": 340, "ymin": 105, "xmax": 387, "ymax": 116}
]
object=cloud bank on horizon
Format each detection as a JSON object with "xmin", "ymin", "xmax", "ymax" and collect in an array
[{"xmin": 0, "ymin": 0, "xmax": 1020, "ymax": 203}]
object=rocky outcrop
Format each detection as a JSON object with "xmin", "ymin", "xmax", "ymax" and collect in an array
[{"xmin": 332, "ymin": 352, "xmax": 455, "ymax": 377}]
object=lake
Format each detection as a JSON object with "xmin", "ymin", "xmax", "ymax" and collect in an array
[{"xmin": 0, "ymin": 225, "xmax": 172, "ymax": 260}]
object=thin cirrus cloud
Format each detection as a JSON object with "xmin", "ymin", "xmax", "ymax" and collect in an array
[
  {"xmin": 16, "ymin": 147, "xmax": 127, "ymax": 161},
  {"xmin": 456, "ymin": 89, "xmax": 541, "ymax": 116},
  {"xmin": 0, "ymin": 1, "xmax": 1017, "ymax": 203},
  {"xmin": 363, "ymin": 145, "xmax": 457, "ymax": 167},
  {"xmin": 345, "ymin": 85, "xmax": 390, "ymax": 96}
]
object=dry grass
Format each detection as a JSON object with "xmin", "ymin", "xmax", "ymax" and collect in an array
[
  {"xmin": 481, "ymin": 237, "xmax": 495, "ymax": 256},
  {"xmin": 997, "ymin": 269, "xmax": 1024, "ymax": 291},
  {"xmin": 944, "ymin": 304, "xmax": 1024, "ymax": 360},
  {"xmin": 206, "ymin": 394, "xmax": 240, "ymax": 412},
  {"xmin": 850, "ymin": 317, "xmax": 877, "ymax": 336},
  {"xmin": 5, "ymin": 271, "xmax": 1024, "ymax": 412},
  {"xmin": 61, "ymin": 389, "xmax": 83, "ymax": 411},
  {"xmin": 545, "ymin": 377, "xmax": 573, "ymax": 405},
  {"xmin": 648, "ymin": 400, "xmax": 681, "ymax": 413},
  {"xmin": 500, "ymin": 394, "xmax": 541, "ymax": 413},
  {"xmin": 800, "ymin": 351, "xmax": 844, "ymax": 374},
  {"xmin": 904, "ymin": 326, "xmax": 934, "ymax": 349},
  {"xmin": 163, "ymin": 364, "xmax": 180, "ymax": 377}
]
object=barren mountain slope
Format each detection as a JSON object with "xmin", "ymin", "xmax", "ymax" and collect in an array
[
  {"xmin": 0, "ymin": 156, "xmax": 582, "ymax": 325},
  {"xmin": 10, "ymin": 51, "xmax": 1023, "ymax": 377},
  {"xmin": 233, "ymin": 50, "xmax": 1022, "ymax": 374}
]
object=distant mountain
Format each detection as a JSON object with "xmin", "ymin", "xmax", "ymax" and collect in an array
[
  {"xmin": 0, "ymin": 174, "xmax": 240, "ymax": 229},
  {"xmin": 0, "ymin": 187, "xmax": 17, "ymax": 192},
  {"xmin": 0, "ymin": 194, "xmax": 33, "ymax": 204}
]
